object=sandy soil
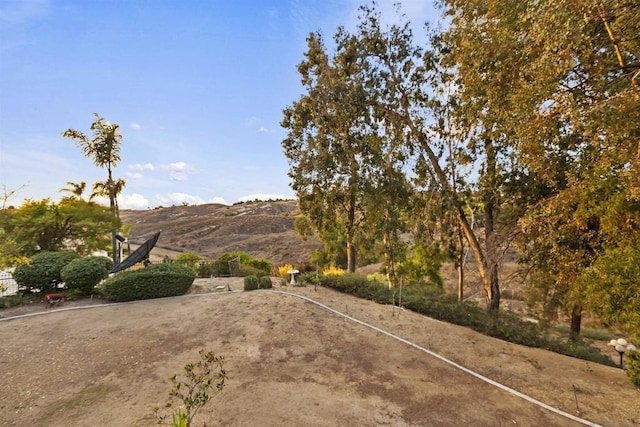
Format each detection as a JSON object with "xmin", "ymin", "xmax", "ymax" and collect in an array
[{"xmin": 0, "ymin": 278, "xmax": 638, "ymax": 426}]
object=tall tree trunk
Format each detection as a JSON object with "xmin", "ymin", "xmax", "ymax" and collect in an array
[
  {"xmin": 483, "ymin": 143, "xmax": 501, "ymax": 311},
  {"xmin": 456, "ymin": 233, "xmax": 465, "ymax": 301},
  {"xmin": 383, "ymin": 231, "xmax": 397, "ymax": 289},
  {"xmin": 345, "ymin": 192, "xmax": 357, "ymax": 273},
  {"xmin": 107, "ymin": 168, "xmax": 118, "ymax": 267},
  {"xmin": 346, "ymin": 240, "xmax": 356, "ymax": 273},
  {"xmin": 484, "ymin": 207, "xmax": 501, "ymax": 311},
  {"xmin": 457, "ymin": 262, "xmax": 464, "ymax": 301},
  {"xmin": 570, "ymin": 304, "xmax": 582, "ymax": 342}
]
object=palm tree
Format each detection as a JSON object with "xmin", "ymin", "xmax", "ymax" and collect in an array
[
  {"xmin": 91, "ymin": 178, "xmax": 126, "ymax": 219},
  {"xmin": 59, "ymin": 181, "xmax": 87, "ymax": 200},
  {"xmin": 62, "ymin": 113, "xmax": 123, "ymax": 266}
]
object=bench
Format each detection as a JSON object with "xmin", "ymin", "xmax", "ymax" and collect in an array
[
  {"xmin": 44, "ymin": 293, "xmax": 65, "ymax": 308},
  {"xmin": 215, "ymin": 284, "xmax": 230, "ymax": 292}
]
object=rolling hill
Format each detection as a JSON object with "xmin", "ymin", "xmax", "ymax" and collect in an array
[{"xmin": 120, "ymin": 200, "xmax": 323, "ymax": 267}]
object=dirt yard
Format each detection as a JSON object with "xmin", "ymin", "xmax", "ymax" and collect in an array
[{"xmin": 0, "ymin": 278, "xmax": 638, "ymax": 426}]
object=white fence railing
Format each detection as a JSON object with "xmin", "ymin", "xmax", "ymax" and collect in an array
[{"xmin": 0, "ymin": 270, "xmax": 18, "ymax": 297}]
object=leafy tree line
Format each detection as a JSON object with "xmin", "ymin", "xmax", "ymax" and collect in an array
[
  {"xmin": 0, "ymin": 197, "xmax": 119, "ymax": 267},
  {"xmin": 281, "ymin": 1, "xmax": 639, "ymax": 339}
]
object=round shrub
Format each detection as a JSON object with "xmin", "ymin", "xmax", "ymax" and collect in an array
[
  {"xmin": 247, "ymin": 258, "xmax": 272, "ymax": 275},
  {"xmin": 243, "ymin": 275, "xmax": 259, "ymax": 291},
  {"xmin": 13, "ymin": 251, "xmax": 79, "ymax": 293},
  {"xmin": 100, "ymin": 263, "xmax": 196, "ymax": 302},
  {"xmin": 258, "ymin": 276, "xmax": 273, "ymax": 289},
  {"xmin": 175, "ymin": 252, "xmax": 202, "ymax": 274},
  {"xmin": 626, "ymin": 350, "xmax": 640, "ymax": 388},
  {"xmin": 61, "ymin": 256, "xmax": 113, "ymax": 296},
  {"xmin": 239, "ymin": 264, "xmax": 268, "ymax": 277}
]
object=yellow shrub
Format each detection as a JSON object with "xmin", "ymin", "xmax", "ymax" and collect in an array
[
  {"xmin": 367, "ymin": 273, "xmax": 387, "ymax": 285},
  {"xmin": 13, "ymin": 256, "xmax": 31, "ymax": 266},
  {"xmin": 322, "ymin": 264, "xmax": 344, "ymax": 276},
  {"xmin": 278, "ymin": 264, "xmax": 295, "ymax": 279}
]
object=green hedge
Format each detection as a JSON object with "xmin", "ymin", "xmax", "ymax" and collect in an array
[
  {"xmin": 243, "ymin": 275, "xmax": 272, "ymax": 290},
  {"xmin": 626, "ymin": 351, "xmax": 640, "ymax": 388},
  {"xmin": 259, "ymin": 276, "xmax": 273, "ymax": 289},
  {"xmin": 13, "ymin": 251, "xmax": 79, "ymax": 293},
  {"xmin": 247, "ymin": 259, "xmax": 272, "ymax": 275},
  {"xmin": 244, "ymin": 275, "xmax": 259, "ymax": 291},
  {"xmin": 100, "ymin": 263, "xmax": 196, "ymax": 302},
  {"xmin": 61, "ymin": 256, "xmax": 113, "ymax": 296},
  {"xmin": 318, "ymin": 273, "xmax": 615, "ymax": 366}
]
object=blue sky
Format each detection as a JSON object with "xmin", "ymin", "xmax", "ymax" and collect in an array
[{"xmin": 0, "ymin": 0, "xmax": 438, "ymax": 209}]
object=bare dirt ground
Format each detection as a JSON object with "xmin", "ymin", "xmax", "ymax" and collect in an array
[{"xmin": 0, "ymin": 278, "xmax": 638, "ymax": 427}]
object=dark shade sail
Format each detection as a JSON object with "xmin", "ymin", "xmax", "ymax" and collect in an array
[{"xmin": 110, "ymin": 231, "xmax": 161, "ymax": 274}]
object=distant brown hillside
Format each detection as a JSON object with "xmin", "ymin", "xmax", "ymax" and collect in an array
[{"xmin": 120, "ymin": 200, "xmax": 323, "ymax": 267}]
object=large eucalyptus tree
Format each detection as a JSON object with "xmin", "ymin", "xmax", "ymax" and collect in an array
[
  {"xmin": 439, "ymin": 0, "xmax": 639, "ymax": 335},
  {"xmin": 349, "ymin": 5, "xmax": 514, "ymax": 311}
]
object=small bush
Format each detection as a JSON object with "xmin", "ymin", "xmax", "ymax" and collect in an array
[
  {"xmin": 244, "ymin": 275, "xmax": 259, "ymax": 291},
  {"xmin": 322, "ymin": 264, "xmax": 344, "ymax": 276},
  {"xmin": 321, "ymin": 273, "xmax": 368, "ymax": 294},
  {"xmin": 197, "ymin": 261, "xmax": 216, "ymax": 278},
  {"xmin": 153, "ymin": 349, "xmax": 226, "ymax": 426},
  {"xmin": 626, "ymin": 350, "xmax": 640, "ymax": 388},
  {"xmin": 61, "ymin": 256, "xmax": 113, "ymax": 296},
  {"xmin": 100, "ymin": 263, "xmax": 195, "ymax": 302},
  {"xmin": 541, "ymin": 339, "xmax": 616, "ymax": 366},
  {"xmin": 298, "ymin": 272, "xmax": 319, "ymax": 286},
  {"xmin": 259, "ymin": 276, "xmax": 273, "ymax": 289},
  {"xmin": 13, "ymin": 251, "xmax": 79, "ymax": 293},
  {"xmin": 278, "ymin": 264, "xmax": 295, "ymax": 279},
  {"xmin": 367, "ymin": 273, "xmax": 387, "ymax": 286},
  {"xmin": 247, "ymin": 259, "xmax": 273, "ymax": 275},
  {"xmin": 239, "ymin": 264, "xmax": 269, "ymax": 277},
  {"xmin": 218, "ymin": 251, "xmax": 252, "ymax": 273},
  {"xmin": 0, "ymin": 294, "xmax": 23, "ymax": 309},
  {"xmin": 175, "ymin": 252, "xmax": 202, "ymax": 274}
]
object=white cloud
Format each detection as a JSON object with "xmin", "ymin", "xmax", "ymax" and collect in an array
[
  {"xmin": 125, "ymin": 162, "xmax": 195, "ymax": 181},
  {"xmin": 130, "ymin": 122, "xmax": 141, "ymax": 130},
  {"xmin": 155, "ymin": 192, "xmax": 206, "ymax": 206},
  {"xmin": 125, "ymin": 171, "xmax": 143, "ymax": 179},
  {"xmin": 128, "ymin": 163, "xmax": 155, "ymax": 171},
  {"xmin": 118, "ymin": 193, "xmax": 150, "ymax": 210},
  {"xmin": 90, "ymin": 195, "xmax": 109, "ymax": 206},
  {"xmin": 88, "ymin": 193, "xmax": 149, "ymax": 210},
  {"xmin": 164, "ymin": 162, "xmax": 192, "ymax": 172},
  {"xmin": 158, "ymin": 162, "xmax": 195, "ymax": 181},
  {"xmin": 209, "ymin": 196, "xmax": 228, "ymax": 205},
  {"xmin": 258, "ymin": 127, "xmax": 268, "ymax": 133}
]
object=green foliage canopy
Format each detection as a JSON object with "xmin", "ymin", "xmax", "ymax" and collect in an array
[
  {"xmin": 100, "ymin": 263, "xmax": 195, "ymax": 302},
  {"xmin": 13, "ymin": 251, "xmax": 79, "ymax": 293},
  {"xmin": 61, "ymin": 256, "xmax": 113, "ymax": 296},
  {"xmin": 3, "ymin": 198, "xmax": 119, "ymax": 259}
]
